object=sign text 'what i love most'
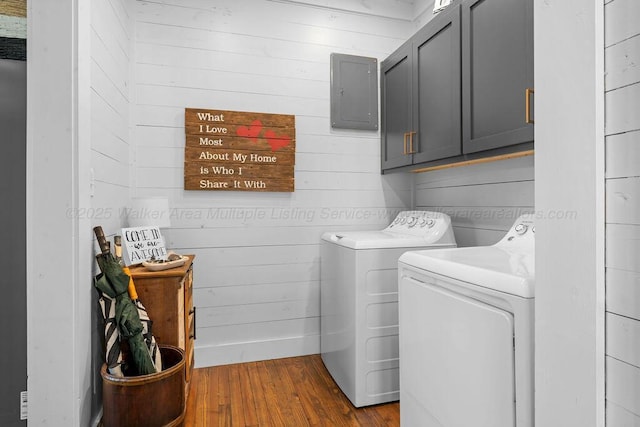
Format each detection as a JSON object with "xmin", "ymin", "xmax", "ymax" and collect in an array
[{"xmin": 184, "ymin": 108, "xmax": 295, "ymax": 192}]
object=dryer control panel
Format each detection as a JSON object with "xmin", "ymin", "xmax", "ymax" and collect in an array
[{"xmin": 496, "ymin": 214, "xmax": 535, "ymax": 250}]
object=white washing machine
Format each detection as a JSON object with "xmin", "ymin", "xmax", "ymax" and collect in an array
[
  {"xmin": 320, "ymin": 211, "xmax": 457, "ymax": 408},
  {"xmin": 398, "ymin": 214, "xmax": 535, "ymax": 427}
]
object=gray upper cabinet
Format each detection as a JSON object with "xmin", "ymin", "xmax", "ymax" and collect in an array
[
  {"xmin": 381, "ymin": 0, "xmax": 533, "ymax": 172},
  {"xmin": 462, "ymin": 0, "xmax": 534, "ymax": 154},
  {"xmin": 413, "ymin": 7, "xmax": 461, "ymax": 164},
  {"xmin": 381, "ymin": 43, "xmax": 413, "ymax": 170},
  {"xmin": 381, "ymin": 7, "xmax": 461, "ymax": 171}
]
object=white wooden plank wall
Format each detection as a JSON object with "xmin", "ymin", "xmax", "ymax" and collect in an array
[
  {"xmin": 413, "ymin": 155, "xmax": 535, "ymax": 247},
  {"xmin": 90, "ymin": 0, "xmax": 133, "ymax": 236},
  {"xmin": 89, "ymin": 0, "xmax": 134, "ymax": 424},
  {"xmin": 605, "ymin": 0, "xmax": 640, "ymax": 427},
  {"xmin": 132, "ymin": 0, "xmax": 414, "ymax": 366},
  {"xmin": 604, "ymin": 0, "xmax": 640, "ymax": 424}
]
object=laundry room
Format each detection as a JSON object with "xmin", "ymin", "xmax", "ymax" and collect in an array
[{"xmin": 12, "ymin": 0, "xmax": 640, "ymax": 426}]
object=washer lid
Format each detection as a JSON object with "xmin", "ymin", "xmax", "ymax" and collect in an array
[
  {"xmin": 321, "ymin": 231, "xmax": 456, "ymax": 250},
  {"xmin": 399, "ymin": 246, "xmax": 535, "ymax": 298}
]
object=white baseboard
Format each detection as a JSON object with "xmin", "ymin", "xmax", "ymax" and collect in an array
[{"xmin": 194, "ymin": 334, "xmax": 320, "ymax": 367}]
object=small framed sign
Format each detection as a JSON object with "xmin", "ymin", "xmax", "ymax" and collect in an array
[{"xmin": 120, "ymin": 226, "xmax": 168, "ymax": 265}]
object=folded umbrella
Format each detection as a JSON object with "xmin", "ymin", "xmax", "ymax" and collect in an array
[
  {"xmin": 94, "ymin": 226, "xmax": 158, "ymax": 376},
  {"xmin": 114, "ymin": 235, "xmax": 162, "ymax": 372},
  {"xmin": 123, "ymin": 266, "xmax": 162, "ymax": 372}
]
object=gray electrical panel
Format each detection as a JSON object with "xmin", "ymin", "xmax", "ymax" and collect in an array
[{"xmin": 330, "ymin": 53, "xmax": 378, "ymax": 130}]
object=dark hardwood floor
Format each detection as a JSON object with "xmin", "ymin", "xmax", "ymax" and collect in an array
[{"xmin": 184, "ymin": 354, "xmax": 400, "ymax": 426}]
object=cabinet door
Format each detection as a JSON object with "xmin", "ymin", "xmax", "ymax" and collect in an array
[
  {"xmin": 132, "ymin": 277, "xmax": 182, "ymax": 347},
  {"xmin": 381, "ymin": 43, "xmax": 413, "ymax": 170},
  {"xmin": 412, "ymin": 6, "xmax": 462, "ymax": 164},
  {"xmin": 462, "ymin": 0, "xmax": 534, "ymax": 154}
]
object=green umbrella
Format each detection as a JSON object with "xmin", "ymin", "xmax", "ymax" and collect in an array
[{"xmin": 94, "ymin": 226, "xmax": 157, "ymax": 376}]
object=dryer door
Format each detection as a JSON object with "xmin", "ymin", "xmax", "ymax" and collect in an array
[{"xmin": 400, "ymin": 276, "xmax": 515, "ymax": 427}]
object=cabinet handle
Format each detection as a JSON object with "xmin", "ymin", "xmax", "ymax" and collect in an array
[
  {"xmin": 403, "ymin": 132, "xmax": 408, "ymax": 155},
  {"xmin": 525, "ymin": 88, "xmax": 534, "ymax": 124},
  {"xmin": 408, "ymin": 131, "xmax": 417, "ymax": 154},
  {"xmin": 189, "ymin": 306, "xmax": 196, "ymax": 340}
]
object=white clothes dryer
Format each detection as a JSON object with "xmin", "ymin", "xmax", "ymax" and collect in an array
[
  {"xmin": 398, "ymin": 214, "xmax": 535, "ymax": 427},
  {"xmin": 320, "ymin": 211, "xmax": 456, "ymax": 407}
]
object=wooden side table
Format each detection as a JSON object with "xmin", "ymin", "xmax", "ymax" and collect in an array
[{"xmin": 128, "ymin": 255, "xmax": 196, "ymax": 385}]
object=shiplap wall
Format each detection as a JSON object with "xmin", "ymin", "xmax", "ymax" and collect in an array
[
  {"xmin": 132, "ymin": 0, "xmax": 414, "ymax": 366},
  {"xmin": 414, "ymin": 155, "xmax": 534, "ymax": 247},
  {"xmin": 91, "ymin": 0, "xmax": 133, "ymax": 235},
  {"xmin": 604, "ymin": 0, "xmax": 640, "ymax": 423},
  {"xmin": 90, "ymin": 0, "xmax": 133, "ymax": 422}
]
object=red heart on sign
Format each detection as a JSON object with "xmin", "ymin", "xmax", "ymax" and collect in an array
[
  {"xmin": 237, "ymin": 120, "xmax": 263, "ymax": 139},
  {"xmin": 264, "ymin": 129, "xmax": 291, "ymax": 151}
]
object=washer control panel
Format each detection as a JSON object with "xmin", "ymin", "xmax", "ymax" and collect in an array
[{"xmin": 384, "ymin": 211, "xmax": 447, "ymax": 236}]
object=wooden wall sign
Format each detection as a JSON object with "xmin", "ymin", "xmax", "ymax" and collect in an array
[{"xmin": 184, "ymin": 108, "xmax": 295, "ymax": 192}]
